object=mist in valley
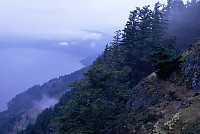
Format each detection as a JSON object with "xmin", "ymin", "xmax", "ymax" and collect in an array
[
  {"xmin": 0, "ymin": 46, "xmax": 83, "ymax": 111},
  {"xmin": 0, "ymin": 0, "xmax": 169, "ymax": 112},
  {"xmin": 0, "ymin": 0, "xmax": 191, "ymax": 115},
  {"xmin": 2, "ymin": 0, "xmax": 200, "ymax": 134}
]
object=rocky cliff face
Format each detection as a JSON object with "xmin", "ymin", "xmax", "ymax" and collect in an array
[
  {"xmin": 181, "ymin": 38, "xmax": 200, "ymax": 91},
  {"xmin": 127, "ymin": 39, "xmax": 200, "ymax": 133}
]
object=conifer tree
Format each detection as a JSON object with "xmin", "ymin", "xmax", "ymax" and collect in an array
[
  {"xmin": 151, "ymin": 2, "xmax": 167, "ymax": 48},
  {"xmin": 110, "ymin": 30, "xmax": 122, "ymax": 69},
  {"xmin": 120, "ymin": 4, "xmax": 168, "ymax": 86},
  {"xmin": 151, "ymin": 45, "xmax": 182, "ymax": 79}
]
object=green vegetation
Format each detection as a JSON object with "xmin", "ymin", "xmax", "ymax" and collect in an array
[
  {"xmin": 151, "ymin": 45, "xmax": 182, "ymax": 79},
  {"xmin": 58, "ymin": 64, "xmax": 132, "ymax": 133},
  {"xmin": 9, "ymin": 0, "xmax": 200, "ymax": 134},
  {"xmin": 0, "ymin": 67, "xmax": 88, "ymax": 134},
  {"xmin": 53, "ymin": 3, "xmax": 170, "ymax": 133}
]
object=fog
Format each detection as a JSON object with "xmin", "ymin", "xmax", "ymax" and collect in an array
[
  {"xmin": 0, "ymin": 30, "xmax": 111, "ymax": 112},
  {"xmin": 166, "ymin": 0, "xmax": 200, "ymax": 49},
  {"xmin": 34, "ymin": 95, "xmax": 59, "ymax": 112},
  {"xmin": 0, "ymin": 0, "xmax": 169, "ymax": 39},
  {"xmin": 0, "ymin": 0, "xmax": 188, "ymax": 112},
  {"xmin": 0, "ymin": 47, "xmax": 84, "ymax": 111}
]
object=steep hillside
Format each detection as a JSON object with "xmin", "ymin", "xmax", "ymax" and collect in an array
[
  {"xmin": 152, "ymin": 39, "xmax": 200, "ymax": 133},
  {"xmin": 127, "ymin": 39, "xmax": 200, "ymax": 133},
  {"xmin": 19, "ymin": 39, "xmax": 200, "ymax": 134},
  {"xmin": 17, "ymin": 89, "xmax": 73, "ymax": 134},
  {"xmin": 0, "ymin": 67, "xmax": 88, "ymax": 134},
  {"xmin": 13, "ymin": 1, "xmax": 200, "ymax": 133}
]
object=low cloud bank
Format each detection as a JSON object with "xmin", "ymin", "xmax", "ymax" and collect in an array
[{"xmin": 34, "ymin": 95, "xmax": 59, "ymax": 111}]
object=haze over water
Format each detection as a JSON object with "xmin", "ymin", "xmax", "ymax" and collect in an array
[
  {"xmin": 0, "ymin": 0, "xmax": 187, "ymax": 112},
  {"xmin": 0, "ymin": 47, "xmax": 84, "ymax": 111}
]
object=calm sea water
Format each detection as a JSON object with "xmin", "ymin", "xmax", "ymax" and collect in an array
[{"xmin": 0, "ymin": 47, "xmax": 84, "ymax": 112}]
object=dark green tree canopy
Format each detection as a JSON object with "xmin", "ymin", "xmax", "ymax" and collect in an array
[{"xmin": 151, "ymin": 45, "xmax": 182, "ymax": 79}]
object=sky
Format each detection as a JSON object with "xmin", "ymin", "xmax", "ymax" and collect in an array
[
  {"xmin": 0, "ymin": 0, "xmax": 188, "ymax": 111},
  {"xmin": 0, "ymin": 0, "xmax": 172, "ymax": 40}
]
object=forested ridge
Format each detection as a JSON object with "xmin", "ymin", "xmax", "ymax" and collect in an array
[
  {"xmin": 11, "ymin": 0, "xmax": 200, "ymax": 133},
  {"xmin": 0, "ymin": 67, "xmax": 88, "ymax": 134}
]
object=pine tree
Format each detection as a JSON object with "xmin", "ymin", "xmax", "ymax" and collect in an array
[
  {"xmin": 110, "ymin": 30, "xmax": 122, "ymax": 69},
  {"xmin": 58, "ymin": 63, "xmax": 132, "ymax": 133},
  {"xmin": 151, "ymin": 45, "xmax": 182, "ymax": 79},
  {"xmin": 151, "ymin": 2, "xmax": 167, "ymax": 48},
  {"xmin": 120, "ymin": 4, "xmax": 168, "ymax": 86}
]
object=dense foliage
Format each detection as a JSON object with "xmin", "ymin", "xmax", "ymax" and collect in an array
[
  {"xmin": 165, "ymin": 0, "xmax": 200, "ymax": 48},
  {"xmin": 17, "ymin": 0, "xmax": 200, "ymax": 134},
  {"xmin": 56, "ymin": 3, "xmax": 170, "ymax": 134},
  {"xmin": 0, "ymin": 67, "xmax": 88, "ymax": 134},
  {"xmin": 151, "ymin": 45, "xmax": 182, "ymax": 79}
]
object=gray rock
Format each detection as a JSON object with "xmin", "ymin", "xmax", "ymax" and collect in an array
[
  {"xmin": 128, "ymin": 84, "xmax": 159, "ymax": 111},
  {"xmin": 181, "ymin": 41, "xmax": 200, "ymax": 91}
]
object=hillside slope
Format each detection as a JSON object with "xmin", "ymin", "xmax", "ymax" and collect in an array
[
  {"xmin": 0, "ymin": 67, "xmax": 88, "ymax": 134},
  {"xmin": 14, "ymin": 0, "xmax": 200, "ymax": 132},
  {"xmin": 127, "ymin": 39, "xmax": 200, "ymax": 133},
  {"xmin": 19, "ymin": 39, "xmax": 200, "ymax": 134}
]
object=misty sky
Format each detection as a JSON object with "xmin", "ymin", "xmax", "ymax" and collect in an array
[
  {"xmin": 0, "ymin": 0, "xmax": 169, "ymax": 40},
  {"xmin": 0, "ymin": 0, "xmax": 187, "ymax": 112}
]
